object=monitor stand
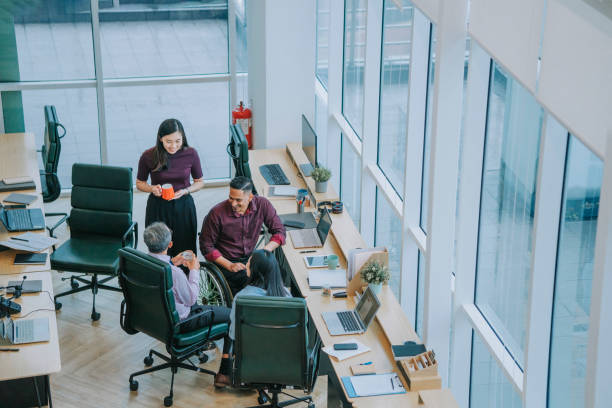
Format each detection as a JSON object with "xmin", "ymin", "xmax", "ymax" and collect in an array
[{"xmin": 299, "ymin": 163, "xmax": 314, "ymax": 177}]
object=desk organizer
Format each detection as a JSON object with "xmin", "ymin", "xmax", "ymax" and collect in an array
[{"xmin": 397, "ymin": 350, "xmax": 442, "ymax": 391}]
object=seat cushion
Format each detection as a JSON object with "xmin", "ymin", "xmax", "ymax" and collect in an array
[
  {"xmin": 51, "ymin": 236, "xmax": 123, "ymax": 275},
  {"xmin": 173, "ymin": 323, "xmax": 229, "ymax": 348}
]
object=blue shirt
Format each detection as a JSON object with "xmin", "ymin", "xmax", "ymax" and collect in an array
[{"xmin": 229, "ymin": 285, "xmax": 291, "ymax": 339}]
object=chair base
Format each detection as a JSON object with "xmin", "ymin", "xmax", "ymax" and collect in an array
[
  {"xmin": 54, "ymin": 273, "xmax": 122, "ymax": 321},
  {"xmin": 249, "ymin": 387, "xmax": 314, "ymax": 408},
  {"xmin": 129, "ymin": 348, "xmax": 216, "ymax": 407}
]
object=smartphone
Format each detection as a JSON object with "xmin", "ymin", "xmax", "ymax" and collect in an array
[
  {"xmin": 334, "ymin": 343, "xmax": 358, "ymax": 350},
  {"xmin": 304, "ymin": 255, "xmax": 328, "ymax": 268}
]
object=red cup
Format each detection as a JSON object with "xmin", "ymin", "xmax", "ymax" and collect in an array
[{"xmin": 161, "ymin": 183, "xmax": 174, "ymax": 200}]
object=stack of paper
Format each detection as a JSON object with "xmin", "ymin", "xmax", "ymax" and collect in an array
[{"xmin": 322, "ymin": 339, "xmax": 370, "ymax": 361}]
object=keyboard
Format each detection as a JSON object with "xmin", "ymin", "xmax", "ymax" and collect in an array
[
  {"xmin": 259, "ymin": 164, "xmax": 290, "ymax": 185},
  {"xmin": 337, "ymin": 311, "xmax": 361, "ymax": 332},
  {"xmin": 15, "ymin": 319, "xmax": 34, "ymax": 342},
  {"xmin": 7, "ymin": 209, "xmax": 32, "ymax": 229}
]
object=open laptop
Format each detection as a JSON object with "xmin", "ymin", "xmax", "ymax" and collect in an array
[
  {"xmin": 0, "ymin": 317, "xmax": 50, "ymax": 345},
  {"xmin": 322, "ymin": 286, "xmax": 381, "ymax": 336},
  {"xmin": 0, "ymin": 206, "xmax": 45, "ymax": 232},
  {"xmin": 288, "ymin": 209, "xmax": 332, "ymax": 249}
]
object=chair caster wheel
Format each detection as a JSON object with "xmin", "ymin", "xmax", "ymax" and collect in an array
[
  {"xmin": 129, "ymin": 380, "xmax": 138, "ymax": 391},
  {"xmin": 164, "ymin": 396, "xmax": 173, "ymax": 407},
  {"xmin": 308, "ymin": 404, "xmax": 315, "ymax": 408},
  {"xmin": 91, "ymin": 311, "xmax": 100, "ymax": 321},
  {"xmin": 70, "ymin": 280, "xmax": 79, "ymax": 290},
  {"xmin": 54, "ymin": 302, "xmax": 62, "ymax": 311},
  {"xmin": 198, "ymin": 352, "xmax": 208, "ymax": 364},
  {"xmin": 144, "ymin": 356, "xmax": 154, "ymax": 366}
]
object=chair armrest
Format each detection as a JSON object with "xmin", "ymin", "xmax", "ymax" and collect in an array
[
  {"xmin": 47, "ymin": 213, "xmax": 68, "ymax": 238},
  {"xmin": 120, "ymin": 300, "xmax": 138, "ymax": 335},
  {"xmin": 306, "ymin": 330, "xmax": 322, "ymax": 391},
  {"xmin": 121, "ymin": 222, "xmax": 138, "ymax": 248}
]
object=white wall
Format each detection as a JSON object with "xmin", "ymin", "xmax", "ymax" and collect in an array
[{"xmin": 247, "ymin": 0, "xmax": 316, "ymax": 149}]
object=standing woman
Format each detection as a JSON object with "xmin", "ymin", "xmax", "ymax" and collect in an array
[{"xmin": 136, "ymin": 119, "xmax": 204, "ymax": 257}]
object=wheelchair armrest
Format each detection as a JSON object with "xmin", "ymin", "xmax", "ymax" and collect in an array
[{"xmin": 121, "ymin": 222, "xmax": 138, "ymax": 248}]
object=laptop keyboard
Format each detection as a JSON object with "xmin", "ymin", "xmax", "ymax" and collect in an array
[
  {"xmin": 337, "ymin": 311, "xmax": 361, "ymax": 332},
  {"xmin": 292, "ymin": 229, "xmax": 319, "ymax": 248},
  {"xmin": 7, "ymin": 209, "xmax": 32, "ymax": 230},
  {"xmin": 15, "ymin": 319, "xmax": 34, "ymax": 342},
  {"xmin": 259, "ymin": 164, "xmax": 290, "ymax": 185}
]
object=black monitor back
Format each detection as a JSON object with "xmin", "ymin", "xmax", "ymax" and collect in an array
[
  {"xmin": 301, "ymin": 114, "xmax": 317, "ymax": 167},
  {"xmin": 228, "ymin": 124, "xmax": 257, "ymax": 194}
]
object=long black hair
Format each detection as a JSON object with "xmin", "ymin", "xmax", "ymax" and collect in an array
[
  {"xmin": 248, "ymin": 249, "xmax": 286, "ymax": 297},
  {"xmin": 152, "ymin": 118, "xmax": 189, "ymax": 172}
]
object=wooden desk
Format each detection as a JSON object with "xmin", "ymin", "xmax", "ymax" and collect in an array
[
  {"xmin": 250, "ymin": 145, "xmax": 444, "ymax": 407},
  {"xmin": 0, "ymin": 132, "xmax": 51, "ymax": 274},
  {"xmin": 0, "ymin": 133, "xmax": 61, "ymax": 406}
]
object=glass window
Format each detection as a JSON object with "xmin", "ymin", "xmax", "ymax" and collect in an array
[
  {"xmin": 316, "ymin": 0, "xmax": 330, "ymax": 88},
  {"xmin": 235, "ymin": 0, "xmax": 248, "ymax": 73},
  {"xmin": 0, "ymin": 3, "xmax": 95, "ymax": 81},
  {"xmin": 105, "ymin": 82, "xmax": 230, "ymax": 181},
  {"xmin": 18, "ymin": 89, "xmax": 100, "ymax": 187},
  {"xmin": 342, "ymin": 0, "xmax": 366, "ymax": 137},
  {"xmin": 315, "ymin": 91, "xmax": 328, "ymax": 167},
  {"xmin": 420, "ymin": 24, "xmax": 436, "ymax": 232},
  {"xmin": 416, "ymin": 250, "xmax": 425, "ymax": 337},
  {"xmin": 100, "ymin": 1, "xmax": 228, "ymax": 78},
  {"xmin": 377, "ymin": 0, "xmax": 413, "ymax": 194},
  {"xmin": 374, "ymin": 188, "xmax": 402, "ymax": 299},
  {"xmin": 470, "ymin": 332, "xmax": 523, "ymax": 408},
  {"xmin": 340, "ymin": 134, "xmax": 361, "ymax": 229},
  {"xmin": 548, "ymin": 136, "xmax": 603, "ymax": 407},
  {"xmin": 474, "ymin": 62, "xmax": 543, "ymax": 367}
]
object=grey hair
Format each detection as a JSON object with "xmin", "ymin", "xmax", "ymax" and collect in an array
[{"xmin": 143, "ymin": 222, "xmax": 172, "ymax": 254}]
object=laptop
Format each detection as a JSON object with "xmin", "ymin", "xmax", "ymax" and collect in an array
[
  {"xmin": 322, "ymin": 286, "xmax": 381, "ymax": 336},
  {"xmin": 0, "ymin": 206, "xmax": 45, "ymax": 232},
  {"xmin": 0, "ymin": 317, "xmax": 50, "ymax": 345},
  {"xmin": 6, "ymin": 280, "xmax": 43, "ymax": 294},
  {"xmin": 288, "ymin": 209, "xmax": 332, "ymax": 249}
]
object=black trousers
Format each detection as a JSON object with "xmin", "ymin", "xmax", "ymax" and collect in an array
[
  {"xmin": 145, "ymin": 194, "xmax": 197, "ymax": 258},
  {"xmin": 178, "ymin": 304, "xmax": 231, "ymax": 333}
]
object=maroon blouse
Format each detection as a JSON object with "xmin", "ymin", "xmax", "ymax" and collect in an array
[{"xmin": 137, "ymin": 147, "xmax": 203, "ymax": 191}]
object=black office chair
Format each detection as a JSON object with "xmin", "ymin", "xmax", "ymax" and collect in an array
[
  {"xmin": 233, "ymin": 296, "xmax": 321, "ymax": 408},
  {"xmin": 118, "ymin": 247, "xmax": 229, "ymax": 407},
  {"xmin": 50, "ymin": 163, "xmax": 137, "ymax": 321}
]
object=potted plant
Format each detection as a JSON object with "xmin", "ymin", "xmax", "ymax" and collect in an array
[
  {"xmin": 311, "ymin": 166, "xmax": 331, "ymax": 193},
  {"xmin": 359, "ymin": 260, "xmax": 390, "ymax": 295}
]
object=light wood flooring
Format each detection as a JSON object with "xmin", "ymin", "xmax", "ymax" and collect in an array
[{"xmin": 44, "ymin": 189, "xmax": 329, "ymax": 408}]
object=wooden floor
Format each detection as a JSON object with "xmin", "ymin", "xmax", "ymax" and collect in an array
[{"xmin": 44, "ymin": 190, "xmax": 330, "ymax": 408}]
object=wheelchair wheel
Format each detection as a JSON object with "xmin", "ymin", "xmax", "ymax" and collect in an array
[{"xmin": 198, "ymin": 261, "xmax": 233, "ymax": 308}]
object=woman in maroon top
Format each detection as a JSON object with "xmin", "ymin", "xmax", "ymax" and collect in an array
[{"xmin": 136, "ymin": 119, "xmax": 204, "ymax": 257}]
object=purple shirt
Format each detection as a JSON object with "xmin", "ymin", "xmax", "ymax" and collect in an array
[
  {"xmin": 200, "ymin": 196, "xmax": 286, "ymax": 262},
  {"xmin": 148, "ymin": 252, "xmax": 199, "ymax": 320},
  {"xmin": 137, "ymin": 146, "xmax": 203, "ymax": 191}
]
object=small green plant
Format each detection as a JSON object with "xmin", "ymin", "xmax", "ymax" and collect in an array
[
  {"xmin": 360, "ymin": 260, "xmax": 390, "ymax": 285},
  {"xmin": 311, "ymin": 166, "xmax": 331, "ymax": 182}
]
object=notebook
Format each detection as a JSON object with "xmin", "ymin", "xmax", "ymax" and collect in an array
[
  {"xmin": 3, "ymin": 193, "xmax": 37, "ymax": 205},
  {"xmin": 0, "ymin": 179, "xmax": 36, "ymax": 192},
  {"xmin": 13, "ymin": 253, "xmax": 48, "ymax": 265}
]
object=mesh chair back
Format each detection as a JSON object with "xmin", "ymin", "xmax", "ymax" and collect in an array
[
  {"xmin": 118, "ymin": 248, "xmax": 179, "ymax": 342},
  {"xmin": 70, "ymin": 163, "xmax": 133, "ymax": 238},
  {"xmin": 235, "ymin": 296, "xmax": 308, "ymax": 386}
]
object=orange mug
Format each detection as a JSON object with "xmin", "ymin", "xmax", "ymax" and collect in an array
[{"xmin": 161, "ymin": 184, "xmax": 174, "ymax": 200}]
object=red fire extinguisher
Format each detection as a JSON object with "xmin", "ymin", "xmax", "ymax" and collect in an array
[{"xmin": 232, "ymin": 101, "xmax": 253, "ymax": 149}]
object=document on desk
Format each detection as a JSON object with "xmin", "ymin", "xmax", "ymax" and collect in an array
[
  {"xmin": 322, "ymin": 339, "xmax": 370, "ymax": 361},
  {"xmin": 0, "ymin": 232, "xmax": 57, "ymax": 252},
  {"xmin": 308, "ymin": 269, "xmax": 346, "ymax": 288},
  {"xmin": 341, "ymin": 373, "xmax": 405, "ymax": 397}
]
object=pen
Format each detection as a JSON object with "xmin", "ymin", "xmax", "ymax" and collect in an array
[
  {"xmin": 300, "ymin": 250, "xmax": 316, "ymax": 253},
  {"xmin": 0, "ymin": 348, "xmax": 19, "ymax": 352},
  {"xmin": 10, "ymin": 237, "xmax": 28, "ymax": 242},
  {"xmin": 359, "ymin": 361, "xmax": 372, "ymax": 365},
  {"xmin": 390, "ymin": 377, "xmax": 394, "ymax": 390}
]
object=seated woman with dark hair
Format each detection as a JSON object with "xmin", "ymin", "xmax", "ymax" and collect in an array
[{"xmin": 214, "ymin": 249, "xmax": 291, "ymax": 388}]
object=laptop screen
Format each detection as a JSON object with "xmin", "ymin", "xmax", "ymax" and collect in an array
[
  {"xmin": 356, "ymin": 286, "xmax": 381, "ymax": 329},
  {"xmin": 316, "ymin": 209, "xmax": 332, "ymax": 244}
]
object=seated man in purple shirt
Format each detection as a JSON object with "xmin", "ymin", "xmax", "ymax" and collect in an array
[
  {"xmin": 144, "ymin": 222, "xmax": 231, "ymax": 333},
  {"xmin": 200, "ymin": 176, "xmax": 286, "ymax": 295}
]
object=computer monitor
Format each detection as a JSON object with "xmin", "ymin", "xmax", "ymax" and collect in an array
[
  {"xmin": 227, "ymin": 123, "xmax": 257, "ymax": 194},
  {"xmin": 301, "ymin": 114, "xmax": 317, "ymax": 176}
]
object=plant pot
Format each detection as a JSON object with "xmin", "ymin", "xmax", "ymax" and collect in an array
[
  {"xmin": 368, "ymin": 283, "xmax": 382, "ymax": 295},
  {"xmin": 315, "ymin": 180, "xmax": 328, "ymax": 193}
]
